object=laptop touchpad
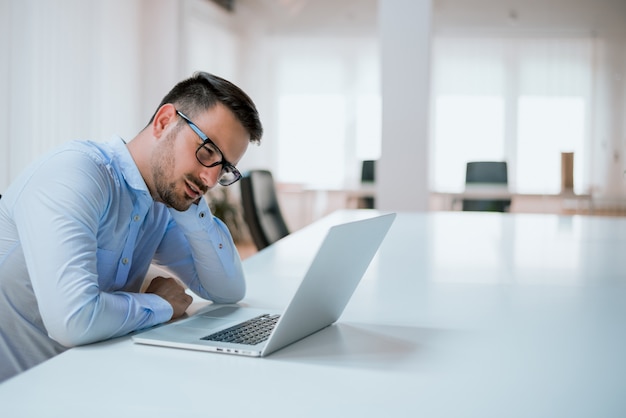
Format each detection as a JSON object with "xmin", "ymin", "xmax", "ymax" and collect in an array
[
  {"xmin": 200, "ymin": 306, "xmax": 242, "ymax": 318},
  {"xmin": 177, "ymin": 316, "xmax": 232, "ymax": 330},
  {"xmin": 177, "ymin": 306, "xmax": 244, "ymax": 330}
]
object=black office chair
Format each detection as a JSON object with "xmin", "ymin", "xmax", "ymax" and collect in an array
[
  {"xmin": 462, "ymin": 161, "xmax": 511, "ymax": 212},
  {"xmin": 239, "ymin": 170, "xmax": 290, "ymax": 251},
  {"xmin": 359, "ymin": 160, "xmax": 376, "ymax": 209}
]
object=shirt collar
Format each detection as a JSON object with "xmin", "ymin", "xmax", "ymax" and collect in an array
[{"xmin": 108, "ymin": 135, "xmax": 150, "ymax": 195}]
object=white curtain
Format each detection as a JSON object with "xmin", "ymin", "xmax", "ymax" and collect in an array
[
  {"xmin": 270, "ymin": 37, "xmax": 380, "ymax": 188},
  {"xmin": 0, "ymin": 0, "xmax": 144, "ymax": 192},
  {"xmin": 0, "ymin": 0, "xmax": 241, "ymax": 194},
  {"xmin": 429, "ymin": 35, "xmax": 595, "ymax": 195}
]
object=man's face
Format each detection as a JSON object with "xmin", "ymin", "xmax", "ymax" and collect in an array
[{"xmin": 151, "ymin": 104, "xmax": 250, "ymax": 211}]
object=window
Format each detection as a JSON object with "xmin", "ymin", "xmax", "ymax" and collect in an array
[
  {"xmin": 432, "ymin": 95, "xmax": 505, "ymax": 191},
  {"xmin": 517, "ymin": 96, "xmax": 585, "ymax": 193},
  {"xmin": 277, "ymin": 94, "xmax": 347, "ymax": 187},
  {"xmin": 273, "ymin": 38, "xmax": 380, "ymax": 188},
  {"xmin": 430, "ymin": 37, "xmax": 593, "ymax": 194}
]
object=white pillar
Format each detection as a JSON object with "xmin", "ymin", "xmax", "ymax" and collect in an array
[
  {"xmin": 591, "ymin": 36, "xmax": 626, "ymax": 201},
  {"xmin": 377, "ymin": 0, "xmax": 432, "ymax": 211}
]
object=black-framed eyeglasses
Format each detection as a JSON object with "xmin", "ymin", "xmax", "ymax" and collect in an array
[{"xmin": 176, "ymin": 109, "xmax": 242, "ymax": 186}]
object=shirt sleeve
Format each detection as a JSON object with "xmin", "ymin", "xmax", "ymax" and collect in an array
[
  {"xmin": 13, "ymin": 149, "xmax": 173, "ymax": 347},
  {"xmin": 155, "ymin": 197, "xmax": 246, "ymax": 304}
]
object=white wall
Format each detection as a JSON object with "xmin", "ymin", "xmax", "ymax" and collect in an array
[
  {"xmin": 138, "ymin": 0, "xmax": 184, "ymax": 124},
  {"xmin": 0, "ymin": 0, "xmax": 145, "ymax": 192},
  {"xmin": 1, "ymin": 0, "xmax": 625, "ymax": 213},
  {"xmin": 431, "ymin": 0, "xmax": 626, "ymax": 202},
  {"xmin": 0, "ymin": 0, "xmax": 240, "ymax": 193},
  {"xmin": 233, "ymin": 0, "xmax": 626, "ymax": 212}
]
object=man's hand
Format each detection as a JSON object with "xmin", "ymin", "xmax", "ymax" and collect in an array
[{"xmin": 145, "ymin": 276, "xmax": 193, "ymax": 319}]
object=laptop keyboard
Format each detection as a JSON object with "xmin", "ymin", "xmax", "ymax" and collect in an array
[{"xmin": 201, "ymin": 314, "xmax": 281, "ymax": 345}]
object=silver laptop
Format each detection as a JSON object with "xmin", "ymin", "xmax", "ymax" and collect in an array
[{"xmin": 132, "ymin": 212, "xmax": 396, "ymax": 357}]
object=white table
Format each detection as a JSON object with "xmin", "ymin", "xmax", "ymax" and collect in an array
[
  {"xmin": 431, "ymin": 186, "xmax": 593, "ymax": 213},
  {"xmin": 1, "ymin": 210, "xmax": 625, "ymax": 417}
]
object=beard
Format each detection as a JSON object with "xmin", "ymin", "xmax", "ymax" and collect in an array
[{"xmin": 151, "ymin": 128, "xmax": 205, "ymax": 211}]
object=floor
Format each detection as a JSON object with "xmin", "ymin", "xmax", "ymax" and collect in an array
[{"xmin": 236, "ymin": 242, "xmax": 258, "ymax": 260}]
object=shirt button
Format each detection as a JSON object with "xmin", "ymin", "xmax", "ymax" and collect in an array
[
  {"xmin": 133, "ymin": 215, "xmax": 140, "ymax": 222},
  {"xmin": 219, "ymin": 243, "xmax": 223, "ymax": 249},
  {"xmin": 199, "ymin": 212, "xmax": 206, "ymax": 218},
  {"xmin": 122, "ymin": 258, "xmax": 129, "ymax": 265}
]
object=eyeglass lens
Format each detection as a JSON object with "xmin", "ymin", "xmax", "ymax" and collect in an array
[
  {"xmin": 196, "ymin": 142, "xmax": 222, "ymax": 167},
  {"xmin": 197, "ymin": 144, "xmax": 239, "ymax": 186}
]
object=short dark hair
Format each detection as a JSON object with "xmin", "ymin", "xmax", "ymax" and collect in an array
[{"xmin": 150, "ymin": 72, "xmax": 263, "ymax": 144}]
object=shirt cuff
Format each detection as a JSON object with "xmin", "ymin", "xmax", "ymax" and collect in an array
[
  {"xmin": 167, "ymin": 197, "xmax": 214, "ymax": 233},
  {"xmin": 134, "ymin": 292, "xmax": 174, "ymax": 323}
]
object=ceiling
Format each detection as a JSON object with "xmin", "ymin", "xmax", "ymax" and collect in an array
[{"xmin": 233, "ymin": 0, "xmax": 626, "ymax": 37}]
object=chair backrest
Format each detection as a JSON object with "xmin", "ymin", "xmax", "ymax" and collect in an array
[
  {"xmin": 463, "ymin": 161, "xmax": 510, "ymax": 212},
  {"xmin": 465, "ymin": 161, "xmax": 508, "ymax": 185},
  {"xmin": 239, "ymin": 170, "xmax": 290, "ymax": 250},
  {"xmin": 359, "ymin": 160, "xmax": 376, "ymax": 208},
  {"xmin": 361, "ymin": 160, "xmax": 376, "ymax": 183}
]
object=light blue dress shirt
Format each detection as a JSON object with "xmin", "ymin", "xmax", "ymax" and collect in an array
[{"xmin": 0, "ymin": 136, "xmax": 245, "ymax": 382}]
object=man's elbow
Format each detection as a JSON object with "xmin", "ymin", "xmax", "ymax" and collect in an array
[
  {"xmin": 47, "ymin": 325, "xmax": 95, "ymax": 348},
  {"xmin": 211, "ymin": 283, "xmax": 246, "ymax": 304},
  {"xmin": 44, "ymin": 306, "xmax": 104, "ymax": 347}
]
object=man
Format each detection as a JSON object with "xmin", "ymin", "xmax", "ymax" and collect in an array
[{"xmin": 0, "ymin": 72, "xmax": 263, "ymax": 382}]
